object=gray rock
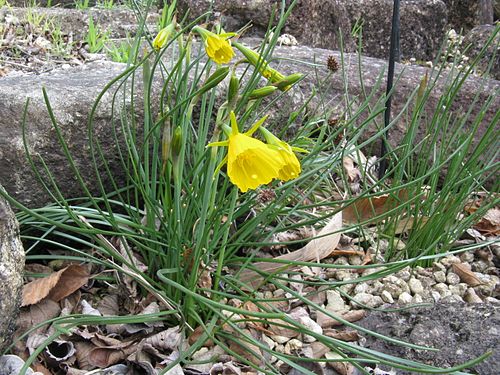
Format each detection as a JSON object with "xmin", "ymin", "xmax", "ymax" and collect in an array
[
  {"xmin": 433, "ymin": 270, "xmax": 447, "ymax": 283},
  {"xmin": 408, "ymin": 278, "xmax": 424, "ymax": 295},
  {"xmin": 446, "ymin": 272, "xmax": 461, "ymax": 285},
  {"xmin": 444, "ymin": 0, "xmax": 494, "ymax": 32},
  {"xmin": 359, "ymin": 303, "xmax": 500, "ymax": 375},
  {"xmin": 352, "ymin": 292, "xmax": 382, "ymax": 308},
  {"xmin": 398, "ymin": 292, "xmax": 413, "ymax": 304},
  {"xmin": 464, "ymin": 288, "xmax": 483, "ymax": 303},
  {"xmin": 0, "ymin": 185, "xmax": 25, "ymax": 353},
  {"xmin": 178, "ymin": 0, "xmax": 448, "ymax": 60},
  {"xmin": 325, "ymin": 290, "xmax": 347, "ymax": 313},
  {"xmin": 0, "ymin": 61, "xmax": 147, "ymax": 206}
]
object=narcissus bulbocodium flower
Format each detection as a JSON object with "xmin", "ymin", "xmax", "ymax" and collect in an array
[
  {"xmin": 259, "ymin": 127, "xmax": 306, "ymax": 181},
  {"xmin": 193, "ymin": 26, "xmax": 235, "ymax": 64},
  {"xmin": 208, "ymin": 112, "xmax": 302, "ymax": 192}
]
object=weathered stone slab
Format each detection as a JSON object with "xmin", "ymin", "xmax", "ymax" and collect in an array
[
  {"xmin": 0, "ymin": 61, "xmax": 137, "ymax": 207},
  {"xmin": 178, "ymin": 0, "xmax": 448, "ymax": 60},
  {"xmin": 0, "ymin": 184, "xmax": 24, "ymax": 353},
  {"xmin": 359, "ymin": 302, "xmax": 500, "ymax": 375}
]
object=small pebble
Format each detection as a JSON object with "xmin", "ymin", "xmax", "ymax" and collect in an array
[
  {"xmin": 464, "ymin": 288, "xmax": 483, "ymax": 303},
  {"xmin": 441, "ymin": 294, "xmax": 464, "ymax": 303},
  {"xmin": 446, "ymin": 272, "xmax": 460, "ymax": 285},
  {"xmin": 409, "ymin": 278, "xmax": 424, "ymax": 295},
  {"xmin": 398, "ymin": 292, "xmax": 413, "ymax": 304},
  {"xmin": 434, "ymin": 270, "xmax": 447, "ymax": 283},
  {"xmin": 381, "ymin": 290, "xmax": 394, "ymax": 304}
]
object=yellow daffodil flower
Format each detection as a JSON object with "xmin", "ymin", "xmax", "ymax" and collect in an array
[
  {"xmin": 193, "ymin": 26, "xmax": 235, "ymax": 64},
  {"xmin": 259, "ymin": 127, "xmax": 304, "ymax": 181},
  {"xmin": 208, "ymin": 112, "xmax": 285, "ymax": 192}
]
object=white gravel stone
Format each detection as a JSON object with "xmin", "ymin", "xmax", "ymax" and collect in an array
[
  {"xmin": 298, "ymin": 316, "xmax": 322, "ymax": 343},
  {"xmin": 284, "ymin": 338, "xmax": 303, "ymax": 354},
  {"xmin": 441, "ymin": 255, "xmax": 461, "ymax": 268},
  {"xmin": 449, "ymin": 283, "xmax": 468, "ymax": 297},
  {"xmin": 433, "ymin": 270, "xmax": 447, "ymax": 283},
  {"xmin": 433, "ymin": 283, "xmax": 452, "ymax": 298},
  {"xmin": 271, "ymin": 335, "xmax": 291, "ymax": 344},
  {"xmin": 412, "ymin": 294, "xmax": 424, "ymax": 304},
  {"xmin": 348, "ymin": 255, "xmax": 363, "ymax": 265},
  {"xmin": 369, "ymin": 280, "xmax": 384, "ymax": 294},
  {"xmin": 441, "ymin": 294, "xmax": 464, "ymax": 303},
  {"xmin": 484, "ymin": 297, "xmax": 500, "ymax": 305},
  {"xmin": 381, "ymin": 290, "xmax": 395, "ymax": 303},
  {"xmin": 354, "ymin": 283, "xmax": 370, "ymax": 294},
  {"xmin": 471, "ymin": 260, "xmax": 490, "ymax": 272},
  {"xmin": 459, "ymin": 251, "xmax": 475, "ymax": 263},
  {"xmin": 464, "ymin": 288, "xmax": 483, "ymax": 303},
  {"xmin": 431, "ymin": 291, "xmax": 441, "ymax": 302},
  {"xmin": 398, "ymin": 292, "xmax": 413, "ymax": 304},
  {"xmin": 352, "ymin": 293, "xmax": 376, "ymax": 308},
  {"xmin": 446, "ymin": 272, "xmax": 461, "ymax": 285},
  {"xmin": 326, "ymin": 290, "xmax": 347, "ymax": 313},
  {"xmin": 395, "ymin": 267, "xmax": 412, "ymax": 281},
  {"xmin": 408, "ymin": 278, "xmax": 424, "ymax": 295},
  {"xmin": 433, "ymin": 262, "xmax": 446, "ymax": 272}
]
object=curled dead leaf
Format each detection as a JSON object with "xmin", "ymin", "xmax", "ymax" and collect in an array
[
  {"xmin": 22, "ymin": 265, "xmax": 89, "ymax": 307},
  {"xmin": 452, "ymin": 263, "xmax": 483, "ymax": 287},
  {"xmin": 239, "ymin": 212, "xmax": 342, "ymax": 290}
]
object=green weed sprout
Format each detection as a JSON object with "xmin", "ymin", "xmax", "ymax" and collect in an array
[{"xmin": 85, "ymin": 15, "xmax": 110, "ymax": 53}]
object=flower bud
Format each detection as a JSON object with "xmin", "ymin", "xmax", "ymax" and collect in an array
[
  {"xmin": 153, "ymin": 23, "xmax": 175, "ymax": 50},
  {"xmin": 195, "ymin": 66, "xmax": 229, "ymax": 96},
  {"xmin": 171, "ymin": 125, "xmax": 183, "ymax": 159},
  {"xmin": 227, "ymin": 72, "xmax": 239, "ymax": 107},
  {"xmin": 275, "ymin": 73, "xmax": 304, "ymax": 91},
  {"xmin": 248, "ymin": 85, "xmax": 278, "ymax": 100}
]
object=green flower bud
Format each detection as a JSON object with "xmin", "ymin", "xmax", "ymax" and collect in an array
[
  {"xmin": 248, "ymin": 85, "xmax": 278, "ymax": 100},
  {"xmin": 153, "ymin": 23, "xmax": 175, "ymax": 50},
  {"xmin": 171, "ymin": 125, "xmax": 183, "ymax": 159},
  {"xmin": 227, "ymin": 72, "xmax": 239, "ymax": 107},
  {"xmin": 195, "ymin": 66, "xmax": 230, "ymax": 96},
  {"xmin": 275, "ymin": 73, "xmax": 304, "ymax": 91}
]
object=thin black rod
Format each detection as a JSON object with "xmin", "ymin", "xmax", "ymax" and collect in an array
[{"xmin": 379, "ymin": 0, "xmax": 401, "ymax": 179}]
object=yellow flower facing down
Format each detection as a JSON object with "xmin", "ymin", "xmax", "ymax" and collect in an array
[
  {"xmin": 208, "ymin": 112, "xmax": 285, "ymax": 192},
  {"xmin": 193, "ymin": 26, "xmax": 235, "ymax": 64},
  {"xmin": 259, "ymin": 127, "xmax": 303, "ymax": 181}
]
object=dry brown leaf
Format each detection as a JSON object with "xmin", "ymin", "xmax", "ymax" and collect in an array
[
  {"xmin": 17, "ymin": 299, "xmax": 61, "ymax": 335},
  {"xmin": 452, "ymin": 263, "xmax": 483, "ymax": 287},
  {"xmin": 473, "ymin": 207, "xmax": 500, "ymax": 236},
  {"xmin": 393, "ymin": 216, "xmax": 429, "ymax": 234},
  {"xmin": 22, "ymin": 265, "xmax": 89, "ymax": 306},
  {"xmin": 316, "ymin": 310, "xmax": 366, "ymax": 328},
  {"xmin": 343, "ymin": 189, "xmax": 410, "ymax": 224},
  {"xmin": 228, "ymin": 329, "xmax": 262, "ymax": 366},
  {"xmin": 89, "ymin": 342, "xmax": 135, "ymax": 368},
  {"xmin": 73, "ymin": 341, "xmax": 96, "ymax": 371},
  {"xmin": 342, "ymin": 157, "xmax": 361, "ymax": 182},
  {"xmin": 323, "ymin": 328, "xmax": 359, "ymax": 342},
  {"xmin": 239, "ymin": 211, "xmax": 342, "ymax": 290},
  {"xmin": 188, "ymin": 325, "xmax": 215, "ymax": 347},
  {"xmin": 144, "ymin": 326, "xmax": 182, "ymax": 350},
  {"xmin": 326, "ymin": 359, "xmax": 356, "ymax": 375}
]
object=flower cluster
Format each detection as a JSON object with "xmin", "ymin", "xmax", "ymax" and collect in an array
[
  {"xmin": 208, "ymin": 112, "xmax": 304, "ymax": 192},
  {"xmin": 152, "ymin": 23, "xmax": 305, "ymax": 193}
]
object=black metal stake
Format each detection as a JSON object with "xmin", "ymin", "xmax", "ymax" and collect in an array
[{"xmin": 379, "ymin": 0, "xmax": 400, "ymax": 179}]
